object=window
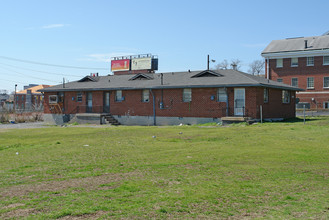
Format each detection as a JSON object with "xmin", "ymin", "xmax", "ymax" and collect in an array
[
  {"xmin": 282, "ymin": 90, "xmax": 290, "ymax": 103},
  {"xmin": 183, "ymin": 88, "xmax": 192, "ymax": 102},
  {"xmin": 307, "ymin": 57, "xmax": 314, "ymax": 66},
  {"xmin": 324, "ymin": 77, "xmax": 329, "ymax": 88},
  {"xmin": 276, "ymin": 59, "xmax": 283, "ymax": 68},
  {"xmin": 307, "ymin": 77, "xmax": 314, "ymax": 89},
  {"xmin": 142, "ymin": 89, "xmax": 149, "ymax": 102},
  {"xmin": 77, "ymin": 92, "xmax": 82, "ymax": 102},
  {"xmin": 291, "ymin": 78, "xmax": 298, "ymax": 87},
  {"xmin": 217, "ymin": 88, "xmax": 227, "ymax": 102},
  {"xmin": 264, "ymin": 88, "xmax": 269, "ymax": 103},
  {"xmin": 115, "ymin": 90, "xmax": 123, "ymax": 101},
  {"xmin": 49, "ymin": 95, "xmax": 58, "ymax": 104},
  {"xmin": 324, "ymin": 56, "xmax": 329, "ymax": 65},
  {"xmin": 277, "ymin": 78, "xmax": 283, "ymax": 83},
  {"xmin": 291, "ymin": 57, "xmax": 298, "ymax": 67},
  {"xmin": 324, "ymin": 102, "xmax": 329, "ymax": 109}
]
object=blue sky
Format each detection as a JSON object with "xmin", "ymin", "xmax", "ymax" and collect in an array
[{"xmin": 1, "ymin": 0, "xmax": 328, "ymax": 92}]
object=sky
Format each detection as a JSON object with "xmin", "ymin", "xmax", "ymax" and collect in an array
[{"xmin": 1, "ymin": 0, "xmax": 329, "ymax": 93}]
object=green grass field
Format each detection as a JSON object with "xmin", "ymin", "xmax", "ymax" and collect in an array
[{"xmin": 0, "ymin": 118, "xmax": 329, "ymax": 219}]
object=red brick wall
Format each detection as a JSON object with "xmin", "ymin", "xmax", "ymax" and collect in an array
[
  {"xmin": 267, "ymin": 56, "xmax": 329, "ymax": 109},
  {"xmin": 44, "ymin": 87, "xmax": 296, "ymax": 119}
]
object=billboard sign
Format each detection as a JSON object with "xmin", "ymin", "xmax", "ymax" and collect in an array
[
  {"xmin": 131, "ymin": 57, "xmax": 152, "ymax": 70},
  {"xmin": 111, "ymin": 59, "xmax": 130, "ymax": 72}
]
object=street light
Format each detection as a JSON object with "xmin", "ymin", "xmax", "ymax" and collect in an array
[{"xmin": 14, "ymin": 84, "xmax": 17, "ymax": 112}]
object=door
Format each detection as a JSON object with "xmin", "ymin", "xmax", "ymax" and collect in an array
[
  {"xmin": 103, "ymin": 92, "xmax": 110, "ymax": 113},
  {"xmin": 234, "ymin": 88, "xmax": 245, "ymax": 116},
  {"xmin": 86, "ymin": 92, "xmax": 92, "ymax": 113}
]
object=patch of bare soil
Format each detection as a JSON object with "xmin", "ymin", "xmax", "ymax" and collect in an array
[
  {"xmin": 1, "ymin": 208, "xmax": 39, "ymax": 219},
  {"xmin": 1, "ymin": 172, "xmax": 141, "ymax": 198},
  {"xmin": 58, "ymin": 211, "xmax": 108, "ymax": 219}
]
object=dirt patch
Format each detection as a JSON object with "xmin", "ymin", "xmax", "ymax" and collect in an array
[
  {"xmin": 1, "ymin": 172, "xmax": 141, "ymax": 198},
  {"xmin": 0, "ymin": 208, "xmax": 39, "ymax": 219},
  {"xmin": 59, "ymin": 211, "xmax": 108, "ymax": 219},
  {"xmin": 2, "ymin": 203, "xmax": 25, "ymax": 209}
]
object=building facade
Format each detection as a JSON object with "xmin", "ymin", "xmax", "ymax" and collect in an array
[
  {"xmin": 40, "ymin": 69, "xmax": 301, "ymax": 125},
  {"xmin": 15, "ymin": 85, "xmax": 51, "ymax": 111},
  {"xmin": 262, "ymin": 33, "xmax": 329, "ymax": 109}
]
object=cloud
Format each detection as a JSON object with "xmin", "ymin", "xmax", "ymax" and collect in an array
[
  {"xmin": 242, "ymin": 43, "xmax": 267, "ymax": 48},
  {"xmin": 42, "ymin": 24, "xmax": 69, "ymax": 29}
]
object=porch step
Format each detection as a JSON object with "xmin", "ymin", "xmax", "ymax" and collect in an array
[
  {"xmin": 221, "ymin": 117, "xmax": 253, "ymax": 125},
  {"xmin": 104, "ymin": 114, "xmax": 120, "ymax": 126}
]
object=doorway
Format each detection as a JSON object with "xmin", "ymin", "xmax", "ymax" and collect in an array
[
  {"xmin": 234, "ymin": 88, "xmax": 245, "ymax": 116},
  {"xmin": 103, "ymin": 92, "xmax": 110, "ymax": 113},
  {"xmin": 86, "ymin": 92, "xmax": 92, "ymax": 113}
]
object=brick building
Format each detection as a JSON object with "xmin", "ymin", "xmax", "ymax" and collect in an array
[
  {"xmin": 40, "ymin": 69, "xmax": 301, "ymax": 125},
  {"xmin": 15, "ymin": 85, "xmax": 51, "ymax": 111},
  {"xmin": 261, "ymin": 33, "xmax": 329, "ymax": 109}
]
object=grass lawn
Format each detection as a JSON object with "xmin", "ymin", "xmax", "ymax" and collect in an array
[{"xmin": 0, "ymin": 117, "xmax": 328, "ymax": 219}]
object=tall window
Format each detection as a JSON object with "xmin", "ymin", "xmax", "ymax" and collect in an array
[
  {"xmin": 291, "ymin": 58, "xmax": 298, "ymax": 67},
  {"xmin": 307, "ymin": 57, "xmax": 314, "ymax": 66},
  {"xmin": 291, "ymin": 78, "xmax": 298, "ymax": 87},
  {"xmin": 142, "ymin": 89, "xmax": 149, "ymax": 102},
  {"xmin": 264, "ymin": 88, "xmax": 269, "ymax": 103},
  {"xmin": 183, "ymin": 88, "xmax": 192, "ymax": 102},
  {"xmin": 217, "ymin": 88, "xmax": 227, "ymax": 102},
  {"xmin": 324, "ymin": 77, "xmax": 329, "ymax": 88},
  {"xmin": 307, "ymin": 77, "xmax": 314, "ymax": 89},
  {"xmin": 276, "ymin": 59, "xmax": 283, "ymax": 68},
  {"xmin": 324, "ymin": 56, "xmax": 329, "ymax": 65},
  {"xmin": 115, "ymin": 90, "xmax": 123, "ymax": 101},
  {"xmin": 282, "ymin": 90, "xmax": 290, "ymax": 103}
]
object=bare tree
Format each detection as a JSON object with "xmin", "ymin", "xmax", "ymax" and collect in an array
[
  {"xmin": 214, "ymin": 59, "xmax": 229, "ymax": 70},
  {"xmin": 230, "ymin": 59, "xmax": 242, "ymax": 71},
  {"xmin": 248, "ymin": 60, "xmax": 265, "ymax": 75}
]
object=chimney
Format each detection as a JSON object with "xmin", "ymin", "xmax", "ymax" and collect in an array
[
  {"xmin": 231, "ymin": 63, "xmax": 237, "ymax": 70},
  {"xmin": 304, "ymin": 40, "xmax": 308, "ymax": 49}
]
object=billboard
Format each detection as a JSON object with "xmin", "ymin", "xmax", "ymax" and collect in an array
[
  {"xmin": 131, "ymin": 57, "xmax": 152, "ymax": 70},
  {"xmin": 111, "ymin": 59, "xmax": 130, "ymax": 72}
]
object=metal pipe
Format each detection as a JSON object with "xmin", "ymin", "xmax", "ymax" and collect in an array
[{"xmin": 149, "ymin": 89, "xmax": 156, "ymax": 125}]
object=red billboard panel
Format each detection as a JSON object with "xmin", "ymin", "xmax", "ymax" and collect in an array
[{"xmin": 111, "ymin": 59, "xmax": 130, "ymax": 72}]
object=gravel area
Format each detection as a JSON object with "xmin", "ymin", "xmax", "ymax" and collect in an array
[{"xmin": 0, "ymin": 122, "xmax": 47, "ymax": 130}]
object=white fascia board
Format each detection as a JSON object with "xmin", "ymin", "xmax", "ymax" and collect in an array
[
  {"xmin": 298, "ymin": 91, "xmax": 329, "ymax": 94},
  {"xmin": 262, "ymin": 49, "xmax": 329, "ymax": 59}
]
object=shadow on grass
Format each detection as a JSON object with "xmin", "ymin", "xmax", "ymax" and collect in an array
[{"xmin": 281, "ymin": 117, "xmax": 322, "ymax": 123}]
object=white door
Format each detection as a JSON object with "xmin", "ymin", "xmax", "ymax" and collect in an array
[{"xmin": 234, "ymin": 88, "xmax": 245, "ymax": 116}]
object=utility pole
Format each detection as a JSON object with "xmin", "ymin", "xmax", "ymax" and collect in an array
[{"xmin": 14, "ymin": 84, "xmax": 17, "ymax": 112}]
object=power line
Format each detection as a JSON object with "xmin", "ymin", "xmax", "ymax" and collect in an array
[
  {"xmin": 0, "ymin": 55, "xmax": 109, "ymax": 70},
  {"xmin": 0, "ymin": 67, "xmax": 59, "ymax": 83},
  {"xmin": 0, "ymin": 62, "xmax": 82, "ymax": 77}
]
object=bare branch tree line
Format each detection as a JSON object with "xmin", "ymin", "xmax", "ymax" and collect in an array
[{"xmin": 213, "ymin": 59, "xmax": 265, "ymax": 76}]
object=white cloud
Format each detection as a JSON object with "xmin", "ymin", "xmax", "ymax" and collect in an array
[{"xmin": 42, "ymin": 24, "xmax": 68, "ymax": 29}]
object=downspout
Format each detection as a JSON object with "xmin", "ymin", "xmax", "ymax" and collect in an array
[
  {"xmin": 149, "ymin": 89, "xmax": 156, "ymax": 126},
  {"xmin": 266, "ymin": 57, "xmax": 270, "ymax": 80}
]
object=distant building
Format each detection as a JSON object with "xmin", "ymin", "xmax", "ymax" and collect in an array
[
  {"xmin": 15, "ymin": 85, "xmax": 51, "ymax": 111},
  {"xmin": 262, "ymin": 33, "xmax": 329, "ymax": 109}
]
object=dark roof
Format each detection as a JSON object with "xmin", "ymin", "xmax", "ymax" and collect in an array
[
  {"xmin": 262, "ymin": 35, "xmax": 329, "ymax": 54},
  {"xmin": 39, "ymin": 69, "xmax": 303, "ymax": 92}
]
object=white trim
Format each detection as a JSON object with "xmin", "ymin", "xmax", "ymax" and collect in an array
[
  {"xmin": 298, "ymin": 91, "xmax": 329, "ymax": 94},
  {"xmin": 262, "ymin": 49, "xmax": 329, "ymax": 59}
]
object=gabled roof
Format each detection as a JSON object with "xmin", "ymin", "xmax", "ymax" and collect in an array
[
  {"xmin": 262, "ymin": 35, "xmax": 329, "ymax": 55},
  {"xmin": 78, "ymin": 76, "xmax": 99, "ymax": 82},
  {"xmin": 191, "ymin": 70, "xmax": 223, "ymax": 78},
  {"xmin": 39, "ymin": 69, "xmax": 303, "ymax": 92},
  {"xmin": 129, "ymin": 73, "xmax": 154, "ymax": 81},
  {"xmin": 17, "ymin": 85, "xmax": 52, "ymax": 94}
]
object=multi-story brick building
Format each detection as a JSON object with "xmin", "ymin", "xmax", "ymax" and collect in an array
[
  {"xmin": 40, "ymin": 69, "xmax": 301, "ymax": 125},
  {"xmin": 15, "ymin": 85, "xmax": 51, "ymax": 111},
  {"xmin": 261, "ymin": 33, "xmax": 329, "ymax": 109}
]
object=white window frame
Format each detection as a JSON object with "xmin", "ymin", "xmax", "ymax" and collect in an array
[
  {"xmin": 115, "ymin": 90, "xmax": 123, "ymax": 102},
  {"xmin": 142, "ymin": 89, "xmax": 149, "ymax": 102},
  {"xmin": 282, "ymin": 90, "xmax": 290, "ymax": 104},
  {"xmin": 324, "ymin": 56, "xmax": 329, "ymax": 65},
  {"xmin": 183, "ymin": 88, "xmax": 192, "ymax": 102},
  {"xmin": 49, "ymin": 95, "xmax": 58, "ymax": 104},
  {"xmin": 264, "ymin": 88, "xmax": 269, "ymax": 103},
  {"xmin": 307, "ymin": 77, "xmax": 314, "ymax": 89},
  {"xmin": 291, "ymin": 78, "xmax": 298, "ymax": 87},
  {"xmin": 291, "ymin": 58, "xmax": 298, "ymax": 67},
  {"xmin": 276, "ymin": 58, "xmax": 283, "ymax": 68},
  {"xmin": 307, "ymin": 57, "xmax": 314, "ymax": 66},
  {"xmin": 217, "ymin": 88, "xmax": 227, "ymax": 102},
  {"xmin": 323, "ymin": 77, "xmax": 329, "ymax": 88}
]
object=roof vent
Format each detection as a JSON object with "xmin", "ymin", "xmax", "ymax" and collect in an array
[{"xmin": 304, "ymin": 40, "xmax": 308, "ymax": 49}]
